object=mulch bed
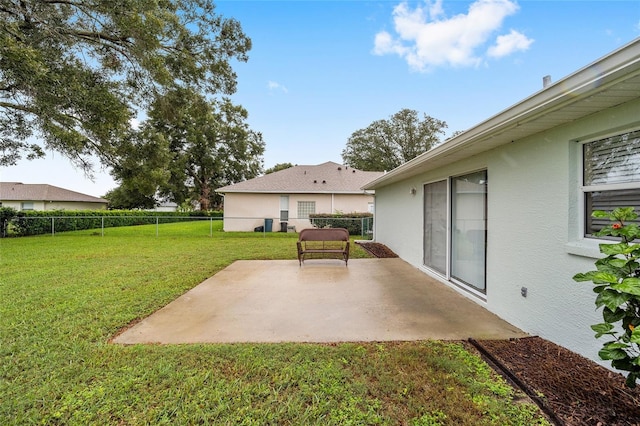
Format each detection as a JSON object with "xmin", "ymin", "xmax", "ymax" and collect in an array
[
  {"xmin": 360, "ymin": 242, "xmax": 640, "ymax": 425},
  {"xmin": 355, "ymin": 241, "xmax": 399, "ymax": 258},
  {"xmin": 476, "ymin": 337, "xmax": 640, "ymax": 426}
]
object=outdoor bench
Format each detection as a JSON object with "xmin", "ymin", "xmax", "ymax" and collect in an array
[{"xmin": 297, "ymin": 228, "xmax": 350, "ymax": 265}]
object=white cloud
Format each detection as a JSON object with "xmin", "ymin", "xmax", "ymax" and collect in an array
[
  {"xmin": 428, "ymin": 0, "xmax": 444, "ymax": 19},
  {"xmin": 267, "ymin": 80, "xmax": 288, "ymax": 93},
  {"xmin": 487, "ymin": 29, "xmax": 533, "ymax": 57},
  {"xmin": 373, "ymin": 31, "xmax": 408, "ymax": 56},
  {"xmin": 373, "ymin": 0, "xmax": 533, "ymax": 71}
]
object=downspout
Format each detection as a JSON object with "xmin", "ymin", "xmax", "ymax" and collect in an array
[
  {"xmin": 362, "ymin": 190, "xmax": 376, "ymax": 241},
  {"xmin": 220, "ymin": 194, "xmax": 225, "ymax": 231},
  {"xmin": 371, "ymin": 193, "xmax": 376, "ymax": 241}
]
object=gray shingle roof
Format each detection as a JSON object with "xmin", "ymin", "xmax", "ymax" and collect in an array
[
  {"xmin": 216, "ymin": 162, "xmax": 384, "ymax": 194},
  {"xmin": 0, "ymin": 182, "xmax": 107, "ymax": 203}
]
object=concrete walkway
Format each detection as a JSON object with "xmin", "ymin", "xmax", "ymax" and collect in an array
[{"xmin": 112, "ymin": 258, "xmax": 526, "ymax": 344}]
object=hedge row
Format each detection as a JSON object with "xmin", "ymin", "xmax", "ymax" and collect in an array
[
  {"xmin": 0, "ymin": 208, "xmax": 222, "ymax": 237},
  {"xmin": 309, "ymin": 213, "xmax": 373, "ymax": 236}
]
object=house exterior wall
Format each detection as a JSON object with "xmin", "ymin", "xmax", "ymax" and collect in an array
[
  {"xmin": 373, "ymin": 97, "xmax": 640, "ymax": 364},
  {"xmin": 1, "ymin": 201, "xmax": 107, "ymax": 211},
  {"xmin": 222, "ymin": 192, "xmax": 375, "ymax": 232},
  {"xmin": 44, "ymin": 201, "xmax": 107, "ymax": 210}
]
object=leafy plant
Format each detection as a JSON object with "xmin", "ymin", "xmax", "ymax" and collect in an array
[
  {"xmin": 0, "ymin": 206, "xmax": 17, "ymax": 237},
  {"xmin": 309, "ymin": 213, "xmax": 373, "ymax": 236},
  {"xmin": 573, "ymin": 207, "xmax": 640, "ymax": 388},
  {"xmin": 7, "ymin": 209, "xmax": 223, "ymax": 236}
]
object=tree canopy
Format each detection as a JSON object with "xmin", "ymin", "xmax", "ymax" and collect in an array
[
  {"xmin": 0, "ymin": 0, "xmax": 251, "ymax": 173},
  {"xmin": 264, "ymin": 163, "xmax": 294, "ymax": 174},
  {"xmin": 341, "ymin": 109, "xmax": 447, "ymax": 172},
  {"xmin": 110, "ymin": 89, "xmax": 264, "ymax": 210}
]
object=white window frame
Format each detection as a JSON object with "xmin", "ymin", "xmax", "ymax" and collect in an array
[
  {"xmin": 280, "ymin": 196, "xmax": 289, "ymax": 221},
  {"xmin": 423, "ymin": 178, "xmax": 450, "ymax": 279},
  {"xmin": 579, "ymin": 128, "xmax": 640, "ymax": 239}
]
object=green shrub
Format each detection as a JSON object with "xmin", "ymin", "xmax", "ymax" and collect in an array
[
  {"xmin": 0, "ymin": 207, "xmax": 17, "ymax": 237},
  {"xmin": 8, "ymin": 210, "xmax": 223, "ymax": 237},
  {"xmin": 573, "ymin": 207, "xmax": 640, "ymax": 388},
  {"xmin": 309, "ymin": 213, "xmax": 373, "ymax": 236}
]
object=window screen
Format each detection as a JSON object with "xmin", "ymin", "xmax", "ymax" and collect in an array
[{"xmin": 583, "ymin": 130, "xmax": 640, "ymax": 236}]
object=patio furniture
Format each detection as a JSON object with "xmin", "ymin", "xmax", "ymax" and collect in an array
[{"xmin": 297, "ymin": 228, "xmax": 350, "ymax": 265}]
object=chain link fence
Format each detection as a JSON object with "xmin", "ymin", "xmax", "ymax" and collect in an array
[{"xmin": 2, "ymin": 215, "xmax": 374, "ymax": 239}]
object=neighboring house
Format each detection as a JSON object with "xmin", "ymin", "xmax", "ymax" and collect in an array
[
  {"xmin": 149, "ymin": 202, "xmax": 179, "ymax": 212},
  {"xmin": 363, "ymin": 39, "xmax": 640, "ymax": 365},
  {"xmin": 216, "ymin": 162, "xmax": 383, "ymax": 232},
  {"xmin": 0, "ymin": 182, "xmax": 108, "ymax": 211}
]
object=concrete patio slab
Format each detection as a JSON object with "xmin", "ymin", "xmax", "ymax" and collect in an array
[{"xmin": 112, "ymin": 258, "xmax": 526, "ymax": 344}]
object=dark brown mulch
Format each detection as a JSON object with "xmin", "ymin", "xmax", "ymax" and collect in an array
[
  {"xmin": 477, "ymin": 337, "xmax": 640, "ymax": 426},
  {"xmin": 356, "ymin": 241, "xmax": 398, "ymax": 258}
]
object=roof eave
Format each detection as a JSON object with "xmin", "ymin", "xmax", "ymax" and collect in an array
[
  {"xmin": 215, "ymin": 190, "xmax": 374, "ymax": 195},
  {"xmin": 364, "ymin": 38, "xmax": 640, "ymax": 190}
]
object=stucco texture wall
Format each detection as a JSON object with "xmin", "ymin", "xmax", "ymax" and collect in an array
[
  {"xmin": 373, "ymin": 98, "xmax": 640, "ymax": 364},
  {"xmin": 45, "ymin": 202, "xmax": 107, "ymax": 210},
  {"xmin": 1, "ymin": 201, "xmax": 106, "ymax": 211}
]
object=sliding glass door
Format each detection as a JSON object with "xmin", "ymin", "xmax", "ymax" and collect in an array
[
  {"xmin": 423, "ymin": 180, "xmax": 448, "ymax": 275},
  {"xmin": 451, "ymin": 171, "xmax": 487, "ymax": 292},
  {"xmin": 423, "ymin": 171, "xmax": 487, "ymax": 294}
]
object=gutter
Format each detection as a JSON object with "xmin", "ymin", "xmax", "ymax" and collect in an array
[{"xmin": 215, "ymin": 190, "xmax": 375, "ymax": 195}]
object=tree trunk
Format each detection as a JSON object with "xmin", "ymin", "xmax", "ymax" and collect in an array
[{"xmin": 199, "ymin": 184, "xmax": 211, "ymax": 211}]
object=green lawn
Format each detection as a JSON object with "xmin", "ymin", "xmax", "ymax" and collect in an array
[{"xmin": 0, "ymin": 222, "xmax": 549, "ymax": 425}]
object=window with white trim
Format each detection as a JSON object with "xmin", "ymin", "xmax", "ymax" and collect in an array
[
  {"xmin": 583, "ymin": 129, "xmax": 640, "ymax": 237},
  {"xmin": 21, "ymin": 202, "xmax": 34, "ymax": 211},
  {"xmin": 297, "ymin": 201, "xmax": 315, "ymax": 219},
  {"xmin": 280, "ymin": 196, "xmax": 289, "ymax": 221}
]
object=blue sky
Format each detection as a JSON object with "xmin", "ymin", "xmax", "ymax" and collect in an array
[{"xmin": 2, "ymin": 0, "xmax": 639, "ymax": 197}]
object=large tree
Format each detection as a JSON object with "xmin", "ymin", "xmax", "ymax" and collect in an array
[
  {"xmin": 113, "ymin": 88, "xmax": 264, "ymax": 211},
  {"xmin": 107, "ymin": 127, "xmax": 172, "ymax": 209},
  {"xmin": 0, "ymin": 0, "xmax": 250, "ymax": 173},
  {"xmin": 341, "ymin": 109, "xmax": 447, "ymax": 172},
  {"xmin": 264, "ymin": 162, "xmax": 294, "ymax": 174}
]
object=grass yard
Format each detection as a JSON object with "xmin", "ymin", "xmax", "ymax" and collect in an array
[{"xmin": 0, "ymin": 221, "xmax": 549, "ymax": 425}]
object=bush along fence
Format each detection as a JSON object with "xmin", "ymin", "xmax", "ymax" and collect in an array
[
  {"xmin": 0, "ymin": 208, "xmax": 222, "ymax": 237},
  {"xmin": 309, "ymin": 213, "xmax": 373, "ymax": 238}
]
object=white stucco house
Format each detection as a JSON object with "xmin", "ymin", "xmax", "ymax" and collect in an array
[
  {"xmin": 0, "ymin": 182, "xmax": 108, "ymax": 211},
  {"xmin": 216, "ymin": 162, "xmax": 383, "ymax": 232},
  {"xmin": 363, "ymin": 39, "xmax": 640, "ymax": 364}
]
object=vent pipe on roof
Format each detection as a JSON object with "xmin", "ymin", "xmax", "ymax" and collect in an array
[{"xmin": 543, "ymin": 75, "xmax": 552, "ymax": 88}]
